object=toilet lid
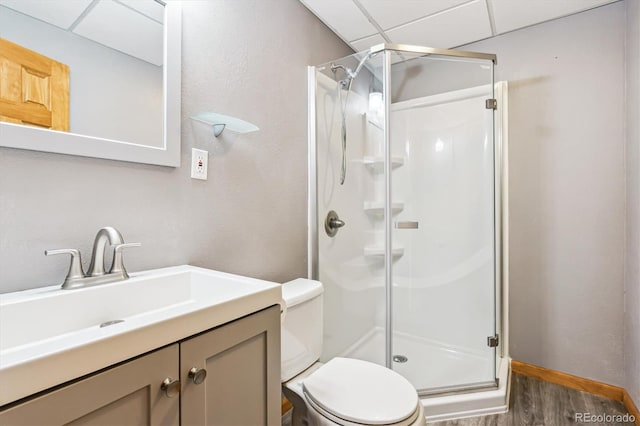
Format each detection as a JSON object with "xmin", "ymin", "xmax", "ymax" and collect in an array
[{"xmin": 302, "ymin": 357, "xmax": 418, "ymax": 425}]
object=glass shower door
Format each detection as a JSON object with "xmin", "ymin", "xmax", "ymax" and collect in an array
[{"xmin": 388, "ymin": 52, "xmax": 497, "ymax": 392}]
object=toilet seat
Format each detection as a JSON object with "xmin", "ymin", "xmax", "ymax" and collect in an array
[
  {"xmin": 302, "ymin": 357, "xmax": 419, "ymax": 426},
  {"xmin": 305, "ymin": 394, "xmax": 422, "ymax": 426}
]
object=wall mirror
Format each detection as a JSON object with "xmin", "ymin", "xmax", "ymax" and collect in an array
[{"xmin": 0, "ymin": 0, "xmax": 181, "ymax": 167}]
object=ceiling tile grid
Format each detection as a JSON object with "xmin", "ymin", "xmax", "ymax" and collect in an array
[
  {"xmin": 0, "ymin": 0, "xmax": 163, "ymax": 66},
  {"xmin": 0, "ymin": 0, "xmax": 93, "ymax": 30},
  {"xmin": 357, "ymin": 0, "xmax": 470, "ymax": 31},
  {"xmin": 73, "ymin": 0, "xmax": 163, "ymax": 66},
  {"xmin": 489, "ymin": 0, "xmax": 616, "ymax": 34},
  {"xmin": 300, "ymin": 0, "xmax": 378, "ymax": 42},
  {"xmin": 350, "ymin": 33, "xmax": 386, "ymax": 52},
  {"xmin": 117, "ymin": 0, "xmax": 164, "ymax": 24},
  {"xmin": 300, "ymin": 0, "xmax": 619, "ymax": 53},
  {"xmin": 385, "ymin": 0, "xmax": 493, "ymax": 50}
]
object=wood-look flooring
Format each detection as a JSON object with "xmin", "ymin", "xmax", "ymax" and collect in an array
[{"xmin": 430, "ymin": 373, "xmax": 634, "ymax": 426}]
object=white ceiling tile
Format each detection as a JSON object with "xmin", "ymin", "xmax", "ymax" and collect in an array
[
  {"xmin": 117, "ymin": 0, "xmax": 164, "ymax": 24},
  {"xmin": 0, "ymin": 0, "xmax": 92, "ymax": 30},
  {"xmin": 73, "ymin": 0, "xmax": 163, "ymax": 66},
  {"xmin": 386, "ymin": 0, "xmax": 492, "ymax": 48},
  {"xmin": 490, "ymin": 0, "xmax": 618, "ymax": 34},
  {"xmin": 358, "ymin": 0, "xmax": 469, "ymax": 30},
  {"xmin": 350, "ymin": 33, "xmax": 386, "ymax": 52},
  {"xmin": 300, "ymin": 0, "xmax": 378, "ymax": 42}
]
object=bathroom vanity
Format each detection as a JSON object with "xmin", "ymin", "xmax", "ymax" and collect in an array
[{"xmin": 0, "ymin": 266, "xmax": 282, "ymax": 425}]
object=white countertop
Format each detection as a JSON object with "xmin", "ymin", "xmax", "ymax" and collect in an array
[{"xmin": 0, "ymin": 265, "xmax": 282, "ymax": 406}]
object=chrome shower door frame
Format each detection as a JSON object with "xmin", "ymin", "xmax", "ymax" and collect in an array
[
  {"xmin": 307, "ymin": 44, "xmax": 503, "ymax": 395},
  {"xmin": 307, "ymin": 66, "xmax": 318, "ymax": 280}
]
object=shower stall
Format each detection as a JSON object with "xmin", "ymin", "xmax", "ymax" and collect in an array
[{"xmin": 308, "ymin": 44, "xmax": 509, "ymax": 421}]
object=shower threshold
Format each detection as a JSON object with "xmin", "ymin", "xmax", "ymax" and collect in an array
[
  {"xmin": 419, "ymin": 380, "xmax": 499, "ymax": 398},
  {"xmin": 337, "ymin": 327, "xmax": 511, "ymax": 422},
  {"xmin": 421, "ymin": 357, "xmax": 510, "ymax": 422}
]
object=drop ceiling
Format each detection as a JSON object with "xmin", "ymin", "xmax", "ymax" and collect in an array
[
  {"xmin": 0, "ymin": 0, "xmax": 163, "ymax": 66},
  {"xmin": 300, "ymin": 0, "xmax": 620, "ymax": 53}
]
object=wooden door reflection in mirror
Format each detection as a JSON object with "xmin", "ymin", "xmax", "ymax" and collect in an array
[{"xmin": 0, "ymin": 38, "xmax": 69, "ymax": 131}]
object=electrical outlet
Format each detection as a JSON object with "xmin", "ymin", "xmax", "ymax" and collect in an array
[{"xmin": 191, "ymin": 148, "xmax": 208, "ymax": 180}]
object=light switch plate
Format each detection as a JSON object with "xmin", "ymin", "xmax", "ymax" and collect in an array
[{"xmin": 191, "ymin": 148, "xmax": 208, "ymax": 180}]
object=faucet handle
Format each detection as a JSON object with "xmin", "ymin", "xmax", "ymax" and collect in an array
[
  {"xmin": 45, "ymin": 249, "xmax": 86, "ymax": 288},
  {"xmin": 110, "ymin": 243, "xmax": 141, "ymax": 277}
]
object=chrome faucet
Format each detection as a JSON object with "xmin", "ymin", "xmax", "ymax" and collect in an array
[
  {"xmin": 45, "ymin": 227, "xmax": 140, "ymax": 289},
  {"xmin": 86, "ymin": 227, "xmax": 124, "ymax": 277}
]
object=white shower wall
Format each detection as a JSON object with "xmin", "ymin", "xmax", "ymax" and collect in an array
[
  {"xmin": 388, "ymin": 87, "xmax": 497, "ymax": 389},
  {"xmin": 315, "ymin": 65, "xmax": 500, "ymax": 390},
  {"xmin": 315, "ymin": 72, "xmax": 386, "ymax": 361},
  {"xmin": 390, "ymin": 88, "xmax": 495, "ymax": 352}
]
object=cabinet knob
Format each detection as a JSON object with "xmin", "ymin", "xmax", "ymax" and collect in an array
[
  {"xmin": 188, "ymin": 367, "xmax": 207, "ymax": 385},
  {"xmin": 161, "ymin": 377, "xmax": 181, "ymax": 397}
]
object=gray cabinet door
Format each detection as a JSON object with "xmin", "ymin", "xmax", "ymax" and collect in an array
[
  {"xmin": 0, "ymin": 344, "xmax": 180, "ymax": 426},
  {"xmin": 180, "ymin": 305, "xmax": 281, "ymax": 426}
]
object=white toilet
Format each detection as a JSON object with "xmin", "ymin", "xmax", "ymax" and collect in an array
[{"xmin": 281, "ymin": 278, "xmax": 426, "ymax": 426}]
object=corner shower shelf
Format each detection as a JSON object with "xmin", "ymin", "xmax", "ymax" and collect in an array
[
  {"xmin": 364, "ymin": 245, "xmax": 404, "ymax": 259},
  {"xmin": 363, "ymin": 201, "xmax": 404, "ymax": 216},
  {"xmin": 363, "ymin": 156, "xmax": 404, "ymax": 173}
]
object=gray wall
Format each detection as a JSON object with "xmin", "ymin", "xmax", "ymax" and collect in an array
[
  {"xmin": 0, "ymin": 0, "xmax": 632, "ymax": 395},
  {"xmin": 391, "ymin": 56, "xmax": 492, "ymax": 102},
  {"xmin": 625, "ymin": 0, "xmax": 640, "ymax": 406},
  {"xmin": 0, "ymin": 0, "xmax": 352, "ymax": 293},
  {"xmin": 463, "ymin": 3, "xmax": 626, "ymax": 386},
  {"xmin": 0, "ymin": 6, "xmax": 163, "ymax": 147}
]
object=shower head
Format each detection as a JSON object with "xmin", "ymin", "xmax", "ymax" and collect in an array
[
  {"xmin": 330, "ymin": 63, "xmax": 354, "ymax": 88},
  {"xmin": 329, "ymin": 52, "xmax": 374, "ymax": 186},
  {"xmin": 330, "ymin": 52, "xmax": 372, "ymax": 88},
  {"xmin": 330, "ymin": 63, "xmax": 349, "ymax": 75}
]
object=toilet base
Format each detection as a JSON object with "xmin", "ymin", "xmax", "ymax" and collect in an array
[{"xmin": 282, "ymin": 363, "xmax": 323, "ymax": 426}]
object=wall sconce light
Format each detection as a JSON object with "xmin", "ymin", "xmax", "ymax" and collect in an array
[
  {"xmin": 369, "ymin": 92, "xmax": 383, "ymax": 116},
  {"xmin": 191, "ymin": 112, "xmax": 259, "ymax": 137},
  {"xmin": 368, "ymin": 92, "xmax": 384, "ymax": 127}
]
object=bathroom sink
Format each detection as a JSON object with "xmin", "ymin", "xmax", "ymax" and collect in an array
[{"xmin": 0, "ymin": 265, "xmax": 282, "ymax": 406}]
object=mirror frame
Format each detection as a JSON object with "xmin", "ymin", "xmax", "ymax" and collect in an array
[{"xmin": 0, "ymin": 1, "xmax": 181, "ymax": 167}]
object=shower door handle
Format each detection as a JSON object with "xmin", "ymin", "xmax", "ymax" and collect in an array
[{"xmin": 395, "ymin": 221, "xmax": 419, "ymax": 229}]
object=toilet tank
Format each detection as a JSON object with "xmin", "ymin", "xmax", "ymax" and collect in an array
[{"xmin": 281, "ymin": 278, "xmax": 323, "ymax": 382}]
